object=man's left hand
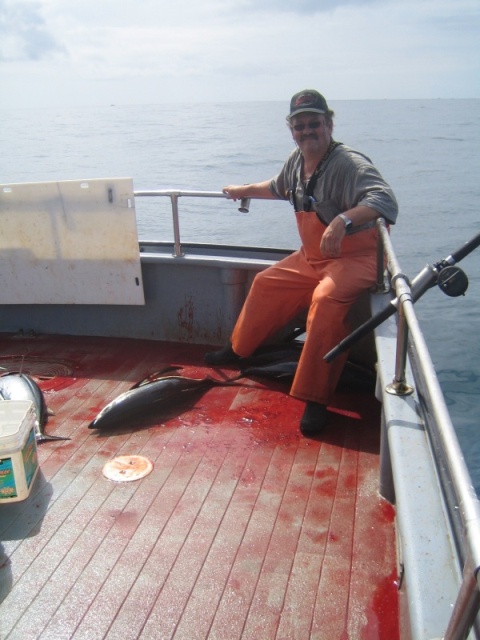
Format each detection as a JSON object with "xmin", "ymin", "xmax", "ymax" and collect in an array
[{"xmin": 320, "ymin": 218, "xmax": 346, "ymax": 257}]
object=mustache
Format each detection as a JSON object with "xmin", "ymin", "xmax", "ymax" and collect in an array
[{"xmin": 300, "ymin": 133, "xmax": 319, "ymax": 142}]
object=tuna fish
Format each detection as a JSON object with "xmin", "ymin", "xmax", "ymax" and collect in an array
[
  {"xmin": 0, "ymin": 373, "xmax": 69, "ymax": 443},
  {"xmin": 88, "ymin": 371, "xmax": 238, "ymax": 431}
]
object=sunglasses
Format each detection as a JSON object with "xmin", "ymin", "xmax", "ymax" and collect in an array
[{"xmin": 292, "ymin": 121, "xmax": 323, "ymax": 132}]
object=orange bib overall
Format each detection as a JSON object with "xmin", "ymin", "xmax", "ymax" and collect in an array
[{"xmin": 231, "ymin": 211, "xmax": 379, "ymax": 404}]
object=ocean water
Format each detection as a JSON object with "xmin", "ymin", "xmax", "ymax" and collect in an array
[{"xmin": 1, "ymin": 99, "xmax": 480, "ymax": 490}]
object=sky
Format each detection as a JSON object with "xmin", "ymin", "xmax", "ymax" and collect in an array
[{"xmin": 0, "ymin": 0, "xmax": 479, "ymax": 109}]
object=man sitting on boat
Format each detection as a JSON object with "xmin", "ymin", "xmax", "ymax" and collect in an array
[{"xmin": 205, "ymin": 89, "xmax": 398, "ymax": 437}]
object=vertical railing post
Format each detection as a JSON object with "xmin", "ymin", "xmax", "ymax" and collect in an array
[
  {"xmin": 385, "ymin": 293, "xmax": 413, "ymax": 396},
  {"xmin": 375, "ymin": 223, "xmax": 388, "ymax": 292},
  {"xmin": 375, "ymin": 219, "xmax": 414, "ymax": 396},
  {"xmin": 170, "ymin": 193, "xmax": 184, "ymax": 257}
]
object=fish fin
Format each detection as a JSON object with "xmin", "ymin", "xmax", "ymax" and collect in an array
[{"xmin": 130, "ymin": 366, "xmax": 182, "ymax": 389}]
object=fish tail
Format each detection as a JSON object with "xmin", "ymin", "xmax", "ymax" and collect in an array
[{"xmin": 37, "ymin": 433, "xmax": 71, "ymax": 443}]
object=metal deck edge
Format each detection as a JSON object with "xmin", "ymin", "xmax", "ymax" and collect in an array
[{"xmin": 371, "ymin": 292, "xmax": 462, "ymax": 640}]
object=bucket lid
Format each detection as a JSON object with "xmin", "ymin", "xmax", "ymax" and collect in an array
[
  {"xmin": 102, "ymin": 455, "xmax": 153, "ymax": 482},
  {"xmin": 0, "ymin": 400, "xmax": 35, "ymax": 440}
]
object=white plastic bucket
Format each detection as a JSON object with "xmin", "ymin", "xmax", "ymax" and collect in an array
[{"xmin": 0, "ymin": 401, "xmax": 39, "ymax": 503}]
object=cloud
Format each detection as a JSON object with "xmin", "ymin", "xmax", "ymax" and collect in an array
[
  {"xmin": 240, "ymin": 0, "xmax": 381, "ymax": 14},
  {"xmin": 0, "ymin": 0, "xmax": 65, "ymax": 61},
  {"xmin": 0, "ymin": 0, "xmax": 478, "ymax": 107}
]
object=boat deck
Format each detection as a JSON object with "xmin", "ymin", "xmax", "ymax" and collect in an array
[{"xmin": 0, "ymin": 333, "xmax": 398, "ymax": 640}]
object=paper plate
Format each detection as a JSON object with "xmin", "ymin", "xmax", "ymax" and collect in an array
[{"xmin": 102, "ymin": 455, "xmax": 153, "ymax": 482}]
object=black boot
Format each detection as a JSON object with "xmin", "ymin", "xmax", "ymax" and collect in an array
[
  {"xmin": 204, "ymin": 344, "xmax": 241, "ymax": 366},
  {"xmin": 300, "ymin": 402, "xmax": 327, "ymax": 437}
]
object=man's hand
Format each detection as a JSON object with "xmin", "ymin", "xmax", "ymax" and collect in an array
[
  {"xmin": 320, "ymin": 217, "xmax": 346, "ymax": 257},
  {"xmin": 222, "ymin": 185, "xmax": 246, "ymax": 201}
]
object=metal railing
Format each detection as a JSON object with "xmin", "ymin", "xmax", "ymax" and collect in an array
[
  {"xmin": 375, "ymin": 219, "xmax": 480, "ymax": 640},
  {"xmin": 134, "ymin": 189, "xmax": 233, "ymax": 257}
]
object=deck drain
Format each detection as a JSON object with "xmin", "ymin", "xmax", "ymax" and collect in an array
[
  {"xmin": 0, "ymin": 356, "xmax": 74, "ymax": 379},
  {"xmin": 102, "ymin": 455, "xmax": 153, "ymax": 483}
]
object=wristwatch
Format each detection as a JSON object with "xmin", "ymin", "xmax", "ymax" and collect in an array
[{"xmin": 338, "ymin": 213, "xmax": 353, "ymax": 230}]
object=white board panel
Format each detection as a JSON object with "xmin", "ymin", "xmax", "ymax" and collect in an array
[{"xmin": 0, "ymin": 178, "xmax": 145, "ymax": 305}]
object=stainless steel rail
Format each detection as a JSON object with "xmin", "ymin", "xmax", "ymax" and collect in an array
[
  {"xmin": 134, "ymin": 189, "xmax": 229, "ymax": 257},
  {"xmin": 376, "ymin": 219, "xmax": 480, "ymax": 640}
]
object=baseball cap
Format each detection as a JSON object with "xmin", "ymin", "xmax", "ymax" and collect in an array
[{"xmin": 287, "ymin": 90, "xmax": 329, "ymax": 120}]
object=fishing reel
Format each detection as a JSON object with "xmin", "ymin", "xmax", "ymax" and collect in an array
[{"xmin": 435, "ymin": 262, "xmax": 469, "ymax": 297}]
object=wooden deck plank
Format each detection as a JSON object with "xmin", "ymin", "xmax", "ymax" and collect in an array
[
  {"xmin": 206, "ymin": 444, "xmax": 300, "ymax": 639},
  {"xmin": 39, "ymin": 435, "xmax": 213, "ymax": 638},
  {"xmin": 1, "ymin": 434, "xmax": 145, "ymax": 636},
  {"xmin": 13, "ymin": 426, "xmax": 178, "ymax": 639},
  {"xmin": 0, "ymin": 336, "xmax": 170, "ymax": 638},
  {"xmin": 86, "ymin": 400, "xmax": 249, "ymax": 637},
  {"xmin": 0, "ymin": 335, "xmax": 398, "ymax": 640},
  {"xmin": 156, "ymin": 444, "xmax": 277, "ymax": 640},
  {"xmin": 84, "ymin": 443, "xmax": 247, "ymax": 639},
  {"xmin": 240, "ymin": 445, "xmax": 321, "ymax": 640},
  {"xmin": 79, "ymin": 429, "xmax": 213, "ymax": 639}
]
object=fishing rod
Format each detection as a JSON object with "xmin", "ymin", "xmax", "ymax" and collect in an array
[{"xmin": 324, "ymin": 230, "xmax": 480, "ymax": 363}]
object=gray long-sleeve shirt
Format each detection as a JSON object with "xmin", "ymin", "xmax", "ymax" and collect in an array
[{"xmin": 269, "ymin": 142, "xmax": 398, "ymax": 229}]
